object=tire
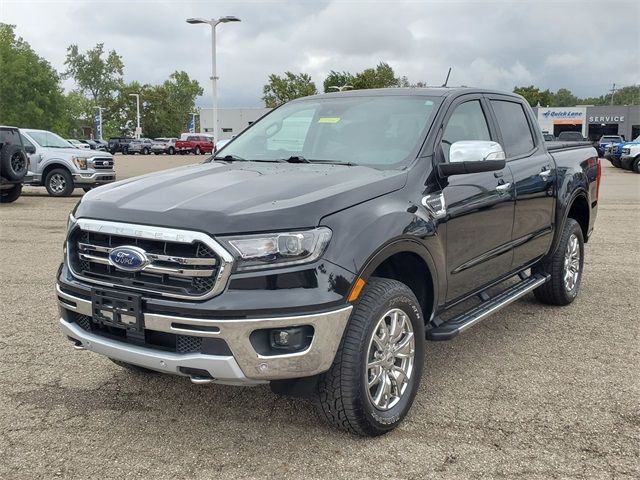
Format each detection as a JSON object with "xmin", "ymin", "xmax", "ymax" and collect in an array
[
  {"xmin": 45, "ymin": 168, "xmax": 74, "ymax": 197},
  {"xmin": 611, "ymin": 158, "xmax": 621, "ymax": 168},
  {"xmin": 632, "ymin": 157, "xmax": 640, "ymax": 174},
  {"xmin": 109, "ymin": 358, "xmax": 157, "ymax": 374},
  {"xmin": 168, "ymin": 147, "xmax": 175, "ymax": 155},
  {"xmin": 533, "ymin": 218, "xmax": 584, "ymax": 306},
  {"xmin": 194, "ymin": 146, "xmax": 201, "ymax": 155},
  {"xmin": 0, "ymin": 184, "xmax": 22, "ymax": 203},
  {"xmin": 143, "ymin": 147, "xmax": 149, "ymax": 155},
  {"xmin": 314, "ymin": 277, "xmax": 425, "ymax": 436},
  {"xmin": 0, "ymin": 145, "xmax": 28, "ymax": 181}
]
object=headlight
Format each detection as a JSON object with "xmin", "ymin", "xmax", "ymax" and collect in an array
[
  {"xmin": 72, "ymin": 156, "xmax": 89, "ymax": 169},
  {"xmin": 622, "ymin": 148, "xmax": 630, "ymax": 154},
  {"xmin": 221, "ymin": 227, "xmax": 332, "ymax": 271}
]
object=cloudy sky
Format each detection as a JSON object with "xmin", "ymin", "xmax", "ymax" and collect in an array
[{"xmin": 1, "ymin": 0, "xmax": 638, "ymax": 108}]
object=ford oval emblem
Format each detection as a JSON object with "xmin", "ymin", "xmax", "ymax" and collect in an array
[{"xmin": 108, "ymin": 246, "xmax": 149, "ymax": 272}]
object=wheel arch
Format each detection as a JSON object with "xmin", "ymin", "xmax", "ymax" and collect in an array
[
  {"xmin": 357, "ymin": 240, "xmax": 438, "ymax": 323},
  {"xmin": 42, "ymin": 162, "xmax": 72, "ymax": 184}
]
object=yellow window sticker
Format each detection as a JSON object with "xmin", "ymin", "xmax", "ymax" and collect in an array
[{"xmin": 318, "ymin": 117, "xmax": 341, "ymax": 124}]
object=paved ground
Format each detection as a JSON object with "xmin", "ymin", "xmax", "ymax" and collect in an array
[{"xmin": 0, "ymin": 156, "xmax": 638, "ymax": 479}]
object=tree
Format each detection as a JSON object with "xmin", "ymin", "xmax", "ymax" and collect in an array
[
  {"xmin": 353, "ymin": 62, "xmax": 399, "ymax": 89},
  {"xmin": 64, "ymin": 43, "xmax": 124, "ymax": 104},
  {"xmin": 0, "ymin": 23, "xmax": 67, "ymax": 131},
  {"xmin": 513, "ymin": 85, "xmax": 553, "ymax": 107},
  {"xmin": 552, "ymin": 88, "xmax": 578, "ymax": 107},
  {"xmin": 323, "ymin": 70, "xmax": 356, "ymax": 93},
  {"xmin": 262, "ymin": 72, "xmax": 317, "ymax": 107}
]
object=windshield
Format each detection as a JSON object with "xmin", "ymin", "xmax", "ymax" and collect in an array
[
  {"xmin": 601, "ymin": 136, "xmax": 620, "ymax": 142},
  {"xmin": 26, "ymin": 130, "xmax": 73, "ymax": 148},
  {"xmin": 217, "ymin": 95, "xmax": 441, "ymax": 168}
]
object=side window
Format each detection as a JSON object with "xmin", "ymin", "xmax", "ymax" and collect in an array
[
  {"xmin": 490, "ymin": 100, "xmax": 535, "ymax": 157},
  {"xmin": 21, "ymin": 134, "xmax": 35, "ymax": 149},
  {"xmin": 441, "ymin": 100, "xmax": 491, "ymax": 161}
]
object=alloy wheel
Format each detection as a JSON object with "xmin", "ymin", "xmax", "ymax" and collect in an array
[
  {"xmin": 49, "ymin": 173, "xmax": 67, "ymax": 194},
  {"xmin": 564, "ymin": 233, "xmax": 580, "ymax": 292},
  {"xmin": 365, "ymin": 308, "xmax": 415, "ymax": 411}
]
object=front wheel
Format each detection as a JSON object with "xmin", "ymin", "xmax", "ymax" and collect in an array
[
  {"xmin": 194, "ymin": 146, "xmax": 201, "ymax": 155},
  {"xmin": 534, "ymin": 218, "xmax": 584, "ymax": 305},
  {"xmin": 632, "ymin": 157, "xmax": 640, "ymax": 174},
  {"xmin": 314, "ymin": 277, "xmax": 425, "ymax": 436},
  {"xmin": 0, "ymin": 184, "xmax": 22, "ymax": 203},
  {"xmin": 45, "ymin": 168, "xmax": 74, "ymax": 197},
  {"xmin": 168, "ymin": 147, "xmax": 175, "ymax": 155}
]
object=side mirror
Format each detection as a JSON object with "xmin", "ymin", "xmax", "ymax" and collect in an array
[
  {"xmin": 439, "ymin": 141, "xmax": 506, "ymax": 176},
  {"xmin": 24, "ymin": 145, "xmax": 36, "ymax": 154}
]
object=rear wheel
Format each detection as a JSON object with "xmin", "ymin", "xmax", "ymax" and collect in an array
[
  {"xmin": 168, "ymin": 147, "xmax": 175, "ymax": 155},
  {"xmin": 632, "ymin": 157, "xmax": 640, "ymax": 174},
  {"xmin": 45, "ymin": 168, "xmax": 74, "ymax": 197},
  {"xmin": 194, "ymin": 146, "xmax": 201, "ymax": 155},
  {"xmin": 0, "ymin": 184, "xmax": 22, "ymax": 203},
  {"xmin": 314, "ymin": 277, "xmax": 425, "ymax": 436},
  {"xmin": 143, "ymin": 147, "xmax": 150, "ymax": 155},
  {"xmin": 534, "ymin": 218, "xmax": 584, "ymax": 305}
]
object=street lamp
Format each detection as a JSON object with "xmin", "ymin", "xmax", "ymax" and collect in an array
[
  {"xmin": 186, "ymin": 15, "xmax": 240, "ymax": 141},
  {"xmin": 328, "ymin": 85, "xmax": 353, "ymax": 92},
  {"xmin": 129, "ymin": 93, "xmax": 141, "ymax": 139}
]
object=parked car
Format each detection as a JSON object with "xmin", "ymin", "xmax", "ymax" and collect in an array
[
  {"xmin": 151, "ymin": 137, "xmax": 178, "ymax": 155},
  {"xmin": 67, "ymin": 139, "xmax": 91, "ymax": 150},
  {"xmin": 92, "ymin": 139, "xmax": 109, "ymax": 151},
  {"xmin": 619, "ymin": 137, "xmax": 640, "ymax": 173},
  {"xmin": 556, "ymin": 131, "xmax": 587, "ymax": 142},
  {"xmin": 58, "ymin": 87, "xmax": 599, "ymax": 436},
  {"xmin": 175, "ymin": 134, "xmax": 214, "ymax": 154},
  {"xmin": 108, "ymin": 137, "xmax": 134, "ymax": 154},
  {"xmin": 597, "ymin": 135, "xmax": 624, "ymax": 158},
  {"xmin": 0, "ymin": 126, "xmax": 30, "ymax": 203},
  {"xmin": 127, "ymin": 138, "xmax": 154, "ymax": 155},
  {"xmin": 542, "ymin": 133, "xmax": 555, "ymax": 141},
  {"xmin": 21, "ymin": 128, "xmax": 116, "ymax": 196}
]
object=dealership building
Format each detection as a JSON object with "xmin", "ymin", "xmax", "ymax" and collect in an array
[
  {"xmin": 199, "ymin": 108, "xmax": 271, "ymax": 140},
  {"xmin": 533, "ymin": 105, "xmax": 640, "ymax": 141}
]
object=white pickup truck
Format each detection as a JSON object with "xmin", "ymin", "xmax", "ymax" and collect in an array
[
  {"xmin": 620, "ymin": 138, "xmax": 640, "ymax": 173},
  {"xmin": 20, "ymin": 129, "xmax": 116, "ymax": 196}
]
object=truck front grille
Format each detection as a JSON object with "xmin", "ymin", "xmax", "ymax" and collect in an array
[
  {"xmin": 67, "ymin": 219, "xmax": 233, "ymax": 300},
  {"xmin": 91, "ymin": 157, "xmax": 114, "ymax": 169}
]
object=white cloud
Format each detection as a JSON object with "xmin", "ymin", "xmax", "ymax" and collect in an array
[{"xmin": 1, "ymin": 0, "xmax": 638, "ymax": 107}]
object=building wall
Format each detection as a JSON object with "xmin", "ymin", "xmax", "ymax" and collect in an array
[{"xmin": 199, "ymin": 108, "xmax": 272, "ymax": 140}]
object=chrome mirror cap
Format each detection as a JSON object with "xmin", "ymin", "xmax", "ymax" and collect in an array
[{"xmin": 449, "ymin": 141, "xmax": 506, "ymax": 163}]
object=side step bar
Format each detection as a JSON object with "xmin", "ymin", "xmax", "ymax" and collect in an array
[{"xmin": 426, "ymin": 273, "xmax": 549, "ymax": 341}]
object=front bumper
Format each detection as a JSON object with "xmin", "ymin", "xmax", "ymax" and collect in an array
[
  {"xmin": 72, "ymin": 172, "xmax": 116, "ymax": 185},
  {"xmin": 57, "ymin": 284, "xmax": 352, "ymax": 384}
]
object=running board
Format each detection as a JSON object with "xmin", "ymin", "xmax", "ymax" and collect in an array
[{"xmin": 426, "ymin": 273, "xmax": 549, "ymax": 341}]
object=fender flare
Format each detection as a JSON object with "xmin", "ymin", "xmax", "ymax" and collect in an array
[
  {"xmin": 551, "ymin": 188, "xmax": 589, "ymax": 254},
  {"xmin": 356, "ymin": 237, "xmax": 440, "ymax": 316}
]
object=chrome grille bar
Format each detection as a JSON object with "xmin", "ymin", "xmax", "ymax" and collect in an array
[{"xmin": 78, "ymin": 242, "xmax": 217, "ymax": 265}]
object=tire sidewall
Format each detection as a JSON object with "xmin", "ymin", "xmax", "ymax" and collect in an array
[
  {"xmin": 563, "ymin": 220, "xmax": 584, "ymax": 301},
  {"xmin": 45, "ymin": 169, "xmax": 74, "ymax": 197},
  {"xmin": 356, "ymin": 290, "xmax": 425, "ymax": 432},
  {"xmin": 1, "ymin": 145, "xmax": 28, "ymax": 181},
  {"xmin": 0, "ymin": 183, "xmax": 22, "ymax": 203}
]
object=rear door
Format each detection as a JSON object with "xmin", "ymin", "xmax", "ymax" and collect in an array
[
  {"xmin": 486, "ymin": 95, "xmax": 555, "ymax": 269},
  {"xmin": 438, "ymin": 95, "xmax": 516, "ymax": 301}
]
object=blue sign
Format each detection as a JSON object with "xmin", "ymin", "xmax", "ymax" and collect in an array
[{"xmin": 188, "ymin": 116, "xmax": 195, "ymax": 133}]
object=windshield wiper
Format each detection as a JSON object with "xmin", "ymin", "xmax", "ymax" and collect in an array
[
  {"xmin": 213, "ymin": 154, "xmax": 246, "ymax": 162},
  {"xmin": 307, "ymin": 159, "xmax": 356, "ymax": 166},
  {"xmin": 280, "ymin": 156, "xmax": 311, "ymax": 163}
]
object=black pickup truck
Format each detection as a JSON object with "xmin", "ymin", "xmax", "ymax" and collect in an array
[{"xmin": 57, "ymin": 88, "xmax": 600, "ymax": 436}]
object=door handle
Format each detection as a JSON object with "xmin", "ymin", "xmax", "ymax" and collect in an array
[{"xmin": 496, "ymin": 182, "xmax": 511, "ymax": 195}]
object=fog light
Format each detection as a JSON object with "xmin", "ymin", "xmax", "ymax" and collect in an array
[{"xmin": 269, "ymin": 326, "xmax": 312, "ymax": 351}]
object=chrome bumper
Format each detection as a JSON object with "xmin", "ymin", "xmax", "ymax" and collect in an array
[
  {"xmin": 72, "ymin": 171, "xmax": 116, "ymax": 184},
  {"xmin": 57, "ymin": 284, "xmax": 352, "ymax": 383}
]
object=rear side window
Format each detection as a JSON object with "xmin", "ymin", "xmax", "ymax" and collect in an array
[{"xmin": 491, "ymin": 100, "xmax": 535, "ymax": 157}]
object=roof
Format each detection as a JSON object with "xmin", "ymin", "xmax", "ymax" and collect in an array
[{"xmin": 300, "ymin": 87, "xmax": 522, "ymax": 101}]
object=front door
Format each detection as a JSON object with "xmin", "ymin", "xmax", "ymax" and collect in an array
[{"xmin": 437, "ymin": 96, "xmax": 515, "ymax": 301}]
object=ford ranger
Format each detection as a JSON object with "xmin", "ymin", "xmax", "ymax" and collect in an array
[{"xmin": 57, "ymin": 88, "xmax": 600, "ymax": 436}]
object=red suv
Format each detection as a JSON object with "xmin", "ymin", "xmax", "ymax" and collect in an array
[{"xmin": 175, "ymin": 135, "xmax": 214, "ymax": 155}]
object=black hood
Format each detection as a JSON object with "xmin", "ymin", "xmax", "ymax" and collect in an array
[{"xmin": 76, "ymin": 161, "xmax": 407, "ymax": 234}]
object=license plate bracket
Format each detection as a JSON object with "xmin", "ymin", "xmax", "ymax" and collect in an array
[{"xmin": 91, "ymin": 288, "xmax": 143, "ymax": 334}]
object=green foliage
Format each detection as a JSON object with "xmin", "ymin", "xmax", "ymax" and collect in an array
[
  {"xmin": 64, "ymin": 43, "xmax": 124, "ymax": 104},
  {"xmin": 263, "ymin": 72, "xmax": 318, "ymax": 108},
  {"xmin": 513, "ymin": 85, "xmax": 554, "ymax": 107},
  {"xmin": 553, "ymin": 88, "xmax": 579, "ymax": 107},
  {"xmin": 352, "ymin": 62, "xmax": 399, "ymax": 90},
  {"xmin": 0, "ymin": 23, "xmax": 67, "ymax": 131},
  {"xmin": 323, "ymin": 70, "xmax": 356, "ymax": 93},
  {"xmin": 515, "ymin": 84, "xmax": 640, "ymax": 107}
]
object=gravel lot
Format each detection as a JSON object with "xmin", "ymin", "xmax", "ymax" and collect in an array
[{"xmin": 1, "ymin": 156, "xmax": 638, "ymax": 479}]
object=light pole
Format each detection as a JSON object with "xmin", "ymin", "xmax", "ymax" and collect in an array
[
  {"xmin": 328, "ymin": 85, "xmax": 353, "ymax": 92},
  {"xmin": 129, "ymin": 93, "xmax": 141, "ymax": 138},
  {"xmin": 95, "ymin": 106, "xmax": 105, "ymax": 140},
  {"xmin": 186, "ymin": 16, "xmax": 240, "ymax": 141}
]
